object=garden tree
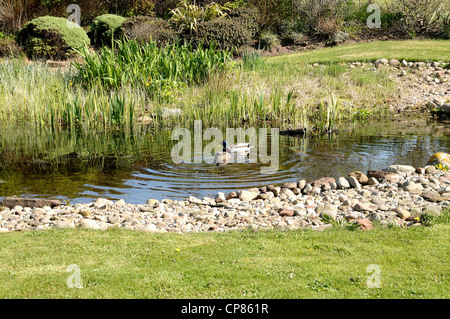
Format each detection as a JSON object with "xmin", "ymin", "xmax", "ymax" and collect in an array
[
  {"xmin": 0, "ymin": 0, "xmax": 41, "ymax": 33},
  {"xmin": 247, "ymin": 0, "xmax": 294, "ymax": 30},
  {"xmin": 387, "ymin": 0, "xmax": 444, "ymax": 35},
  {"xmin": 178, "ymin": 3, "xmax": 259, "ymax": 51}
]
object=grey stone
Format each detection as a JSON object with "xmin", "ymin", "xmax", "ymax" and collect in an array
[
  {"xmin": 336, "ymin": 177, "xmax": 350, "ymax": 189},
  {"xmin": 382, "ymin": 165, "xmax": 415, "ymax": 177},
  {"xmin": 238, "ymin": 190, "xmax": 258, "ymax": 202},
  {"xmin": 298, "ymin": 180, "xmax": 306, "ymax": 190},
  {"xmin": 0, "ymin": 197, "xmax": 64, "ymax": 209},
  {"xmin": 353, "ymin": 202, "xmax": 378, "ymax": 212},
  {"xmin": 146, "ymin": 199, "xmax": 160, "ymax": 206},
  {"xmin": 347, "ymin": 176, "xmax": 361, "ymax": 190},
  {"xmin": 78, "ymin": 219, "xmax": 99, "ymax": 230}
]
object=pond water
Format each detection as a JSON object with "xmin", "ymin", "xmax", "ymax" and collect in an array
[{"xmin": 0, "ymin": 120, "xmax": 448, "ymax": 204}]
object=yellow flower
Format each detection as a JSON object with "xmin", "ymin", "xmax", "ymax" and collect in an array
[
  {"xmin": 145, "ymin": 82, "xmax": 149, "ymax": 86},
  {"xmin": 175, "ymin": 248, "xmax": 180, "ymax": 252}
]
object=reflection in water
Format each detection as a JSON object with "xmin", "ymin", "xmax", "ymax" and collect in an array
[{"xmin": 0, "ymin": 121, "xmax": 448, "ymax": 204}]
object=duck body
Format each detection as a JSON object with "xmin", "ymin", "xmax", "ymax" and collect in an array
[
  {"xmin": 214, "ymin": 141, "xmax": 253, "ymax": 165},
  {"xmin": 228, "ymin": 142, "xmax": 254, "ymax": 154},
  {"xmin": 214, "ymin": 151, "xmax": 232, "ymax": 165}
]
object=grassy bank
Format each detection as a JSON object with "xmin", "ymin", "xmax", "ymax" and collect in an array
[
  {"xmin": 269, "ymin": 40, "xmax": 450, "ymax": 64},
  {"xmin": 3, "ymin": 39, "xmax": 448, "ymax": 131}
]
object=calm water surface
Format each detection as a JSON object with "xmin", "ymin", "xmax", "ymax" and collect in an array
[{"xmin": 0, "ymin": 120, "xmax": 448, "ymax": 204}]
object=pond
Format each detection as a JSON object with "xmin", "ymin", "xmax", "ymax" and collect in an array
[{"xmin": 0, "ymin": 120, "xmax": 448, "ymax": 204}]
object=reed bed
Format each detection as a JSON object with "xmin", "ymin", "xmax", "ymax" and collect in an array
[
  {"xmin": 0, "ymin": 39, "xmax": 400, "ymax": 133},
  {"xmin": 73, "ymin": 39, "xmax": 234, "ymax": 101}
]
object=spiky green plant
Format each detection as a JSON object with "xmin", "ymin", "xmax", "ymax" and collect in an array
[
  {"xmin": 314, "ymin": 94, "xmax": 340, "ymax": 134},
  {"xmin": 72, "ymin": 39, "xmax": 234, "ymax": 101},
  {"xmin": 441, "ymin": 12, "xmax": 450, "ymax": 39},
  {"xmin": 169, "ymin": 0, "xmax": 229, "ymax": 34}
]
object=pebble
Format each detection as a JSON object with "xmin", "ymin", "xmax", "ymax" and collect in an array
[
  {"xmin": 353, "ymin": 202, "xmax": 378, "ymax": 212},
  {"xmin": 347, "ymin": 176, "xmax": 361, "ymax": 190},
  {"xmin": 0, "ymin": 164, "xmax": 449, "ymax": 233},
  {"xmin": 337, "ymin": 177, "xmax": 350, "ymax": 189},
  {"xmin": 394, "ymin": 207, "xmax": 411, "ymax": 220},
  {"xmin": 382, "ymin": 165, "xmax": 416, "ymax": 177},
  {"xmin": 349, "ymin": 171, "xmax": 369, "ymax": 185}
]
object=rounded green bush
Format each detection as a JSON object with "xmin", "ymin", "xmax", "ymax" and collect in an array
[
  {"xmin": 16, "ymin": 16, "xmax": 90, "ymax": 60},
  {"xmin": 121, "ymin": 16, "xmax": 177, "ymax": 46},
  {"xmin": 189, "ymin": 17, "xmax": 253, "ymax": 51},
  {"xmin": 90, "ymin": 14, "xmax": 127, "ymax": 46},
  {"xmin": 228, "ymin": 5, "xmax": 260, "ymax": 38}
]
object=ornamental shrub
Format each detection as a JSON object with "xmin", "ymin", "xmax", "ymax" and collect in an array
[
  {"xmin": 16, "ymin": 16, "xmax": 90, "ymax": 60},
  {"xmin": 189, "ymin": 16, "xmax": 253, "ymax": 51},
  {"xmin": 121, "ymin": 16, "xmax": 177, "ymax": 46},
  {"xmin": 90, "ymin": 14, "xmax": 126, "ymax": 46},
  {"xmin": 227, "ymin": 5, "xmax": 260, "ymax": 38}
]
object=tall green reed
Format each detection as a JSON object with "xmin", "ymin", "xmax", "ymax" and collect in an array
[
  {"xmin": 314, "ymin": 94, "xmax": 340, "ymax": 134},
  {"xmin": 0, "ymin": 60, "xmax": 139, "ymax": 129},
  {"xmin": 73, "ymin": 39, "xmax": 234, "ymax": 102}
]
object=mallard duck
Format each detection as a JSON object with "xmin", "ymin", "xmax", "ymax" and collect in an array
[{"xmin": 214, "ymin": 141, "xmax": 253, "ymax": 165}]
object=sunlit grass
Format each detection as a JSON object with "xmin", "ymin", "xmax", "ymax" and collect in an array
[
  {"xmin": 1, "ymin": 39, "xmax": 444, "ymax": 132},
  {"xmin": 0, "ymin": 221, "xmax": 448, "ymax": 298},
  {"xmin": 268, "ymin": 40, "xmax": 450, "ymax": 64}
]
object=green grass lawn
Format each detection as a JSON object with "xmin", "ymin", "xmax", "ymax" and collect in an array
[
  {"xmin": 0, "ymin": 224, "xmax": 448, "ymax": 299},
  {"xmin": 268, "ymin": 40, "xmax": 450, "ymax": 64}
]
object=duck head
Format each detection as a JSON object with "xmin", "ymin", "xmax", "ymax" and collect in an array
[{"xmin": 222, "ymin": 140, "xmax": 228, "ymax": 151}]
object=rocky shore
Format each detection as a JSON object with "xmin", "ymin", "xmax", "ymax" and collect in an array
[
  {"xmin": 351, "ymin": 59, "xmax": 450, "ymax": 115},
  {"xmin": 1, "ymin": 163, "xmax": 449, "ymax": 234}
]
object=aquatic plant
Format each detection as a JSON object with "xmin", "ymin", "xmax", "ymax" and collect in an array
[
  {"xmin": 314, "ymin": 93, "xmax": 340, "ymax": 134},
  {"xmin": 73, "ymin": 38, "xmax": 234, "ymax": 101}
]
